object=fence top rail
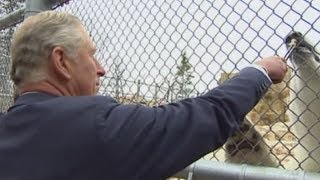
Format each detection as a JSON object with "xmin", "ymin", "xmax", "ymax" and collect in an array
[
  {"xmin": 0, "ymin": 6, "xmax": 25, "ymax": 30},
  {"xmin": 0, "ymin": 0, "xmax": 71, "ymax": 30}
]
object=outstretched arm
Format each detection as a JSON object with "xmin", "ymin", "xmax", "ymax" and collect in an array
[{"xmin": 96, "ymin": 56, "xmax": 286, "ymax": 179}]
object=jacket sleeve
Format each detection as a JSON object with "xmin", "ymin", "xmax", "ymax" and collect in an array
[{"xmin": 95, "ymin": 67, "xmax": 272, "ymax": 179}]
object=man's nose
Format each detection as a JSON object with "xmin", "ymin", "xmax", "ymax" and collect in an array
[{"xmin": 96, "ymin": 61, "xmax": 106, "ymax": 77}]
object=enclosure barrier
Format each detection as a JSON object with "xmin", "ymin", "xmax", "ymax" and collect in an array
[
  {"xmin": 0, "ymin": 5, "xmax": 24, "ymax": 30},
  {"xmin": 1, "ymin": 0, "xmax": 320, "ymax": 179},
  {"xmin": 0, "ymin": 0, "xmax": 68, "ymax": 30},
  {"xmin": 175, "ymin": 160, "xmax": 320, "ymax": 180}
]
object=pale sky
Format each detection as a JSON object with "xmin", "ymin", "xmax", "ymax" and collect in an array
[{"xmin": 58, "ymin": 0, "xmax": 320, "ymax": 99}]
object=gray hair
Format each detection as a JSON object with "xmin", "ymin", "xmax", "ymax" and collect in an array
[{"xmin": 10, "ymin": 11, "xmax": 85, "ymax": 87}]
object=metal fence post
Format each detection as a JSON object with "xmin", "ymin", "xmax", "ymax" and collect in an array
[{"xmin": 25, "ymin": 0, "xmax": 52, "ymax": 17}]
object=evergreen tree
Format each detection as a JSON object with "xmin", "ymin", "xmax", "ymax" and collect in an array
[
  {"xmin": 172, "ymin": 51, "xmax": 194, "ymax": 100},
  {"xmin": 106, "ymin": 59, "xmax": 125, "ymax": 100}
]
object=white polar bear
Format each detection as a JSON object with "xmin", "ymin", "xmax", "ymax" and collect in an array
[
  {"xmin": 285, "ymin": 32, "xmax": 320, "ymax": 172},
  {"xmin": 224, "ymin": 117, "xmax": 278, "ymax": 167}
]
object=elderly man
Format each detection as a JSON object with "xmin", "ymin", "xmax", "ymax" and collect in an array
[{"xmin": 0, "ymin": 11, "xmax": 287, "ymax": 180}]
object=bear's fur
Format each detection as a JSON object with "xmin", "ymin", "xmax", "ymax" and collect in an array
[
  {"xmin": 224, "ymin": 117, "xmax": 278, "ymax": 167},
  {"xmin": 285, "ymin": 32, "xmax": 320, "ymax": 172}
]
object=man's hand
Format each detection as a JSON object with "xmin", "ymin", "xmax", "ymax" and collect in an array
[{"xmin": 256, "ymin": 56, "xmax": 287, "ymax": 84}]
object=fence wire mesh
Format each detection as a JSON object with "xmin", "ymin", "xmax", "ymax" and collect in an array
[
  {"xmin": 0, "ymin": 0, "xmax": 23, "ymax": 112},
  {"xmin": 1, "ymin": 0, "xmax": 320, "ymax": 177}
]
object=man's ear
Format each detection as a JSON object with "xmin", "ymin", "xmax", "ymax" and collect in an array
[{"xmin": 50, "ymin": 46, "xmax": 72, "ymax": 80}]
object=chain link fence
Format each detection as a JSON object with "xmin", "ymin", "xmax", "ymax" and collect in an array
[
  {"xmin": 0, "ymin": 0, "xmax": 23, "ymax": 112},
  {"xmin": 1, "ymin": 0, "xmax": 320, "ymax": 178}
]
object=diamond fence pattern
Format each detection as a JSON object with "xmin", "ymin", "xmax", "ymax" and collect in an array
[
  {"xmin": 0, "ymin": 27, "xmax": 15, "ymax": 112},
  {"xmin": 0, "ymin": 0, "xmax": 24, "ymax": 111},
  {"xmin": 1, "ymin": 0, "xmax": 320, "ymax": 176}
]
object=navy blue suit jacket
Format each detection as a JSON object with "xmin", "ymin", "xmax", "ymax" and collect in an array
[{"xmin": 0, "ymin": 67, "xmax": 271, "ymax": 180}]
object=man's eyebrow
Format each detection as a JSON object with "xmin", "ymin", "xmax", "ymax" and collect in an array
[{"xmin": 91, "ymin": 46, "xmax": 97, "ymax": 54}]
